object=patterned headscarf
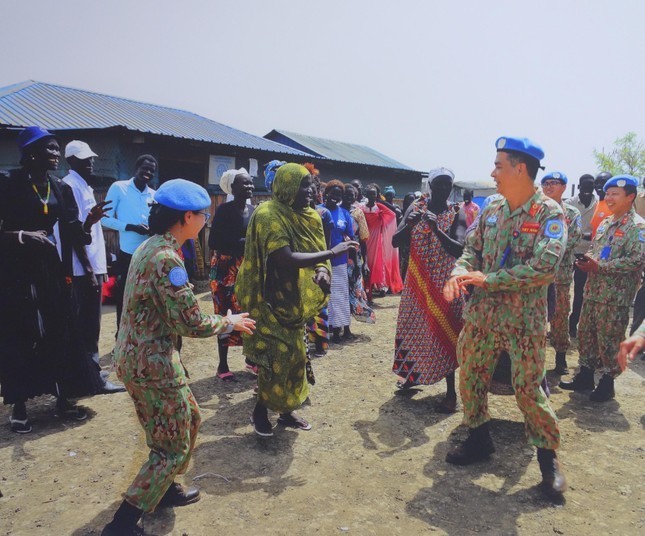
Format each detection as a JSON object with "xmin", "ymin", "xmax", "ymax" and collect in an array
[
  {"xmin": 264, "ymin": 160, "xmax": 286, "ymax": 192},
  {"xmin": 272, "ymin": 163, "xmax": 309, "ymax": 207}
]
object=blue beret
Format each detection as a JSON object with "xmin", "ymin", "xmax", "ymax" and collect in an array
[
  {"xmin": 541, "ymin": 171, "xmax": 568, "ymax": 185},
  {"xmin": 603, "ymin": 174, "xmax": 639, "ymax": 191},
  {"xmin": 155, "ymin": 178, "xmax": 211, "ymax": 211},
  {"xmin": 495, "ymin": 136, "xmax": 544, "ymax": 162},
  {"xmin": 17, "ymin": 126, "xmax": 55, "ymax": 152}
]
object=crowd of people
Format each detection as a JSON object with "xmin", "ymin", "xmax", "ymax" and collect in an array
[{"xmin": 1, "ymin": 127, "xmax": 644, "ymax": 535}]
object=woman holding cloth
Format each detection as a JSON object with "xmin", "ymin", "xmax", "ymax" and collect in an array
[
  {"xmin": 102, "ymin": 179, "xmax": 255, "ymax": 536},
  {"xmin": 391, "ymin": 168, "xmax": 467, "ymax": 412},
  {"xmin": 209, "ymin": 168, "xmax": 256, "ymax": 380},
  {"xmin": 237, "ymin": 163, "xmax": 358, "ymax": 436}
]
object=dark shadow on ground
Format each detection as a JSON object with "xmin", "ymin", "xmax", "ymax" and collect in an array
[
  {"xmin": 0, "ymin": 396, "xmax": 96, "ymax": 461},
  {"xmin": 353, "ymin": 390, "xmax": 453, "ymax": 458},
  {"xmin": 407, "ymin": 419, "xmax": 559, "ymax": 535},
  {"xmin": 70, "ymin": 499, "xmax": 177, "ymax": 536},
  {"xmin": 556, "ymin": 395, "xmax": 630, "ymax": 433}
]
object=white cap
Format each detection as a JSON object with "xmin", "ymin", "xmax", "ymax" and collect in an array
[{"xmin": 65, "ymin": 140, "xmax": 98, "ymax": 160}]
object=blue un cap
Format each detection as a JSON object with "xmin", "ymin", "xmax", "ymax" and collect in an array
[
  {"xmin": 496, "ymin": 136, "xmax": 545, "ymax": 162},
  {"xmin": 541, "ymin": 171, "xmax": 568, "ymax": 185},
  {"xmin": 603, "ymin": 174, "xmax": 639, "ymax": 191},
  {"xmin": 155, "ymin": 179, "xmax": 211, "ymax": 211},
  {"xmin": 17, "ymin": 126, "xmax": 55, "ymax": 153}
]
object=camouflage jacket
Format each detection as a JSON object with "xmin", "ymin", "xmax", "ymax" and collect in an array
[
  {"xmin": 555, "ymin": 202, "xmax": 582, "ymax": 285},
  {"xmin": 115, "ymin": 232, "xmax": 228, "ymax": 387},
  {"xmin": 584, "ymin": 207, "xmax": 645, "ymax": 307},
  {"xmin": 452, "ymin": 190, "xmax": 566, "ymax": 332}
]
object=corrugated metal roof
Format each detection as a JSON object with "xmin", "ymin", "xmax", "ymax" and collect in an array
[
  {"xmin": 0, "ymin": 81, "xmax": 309, "ymax": 156},
  {"xmin": 265, "ymin": 129, "xmax": 414, "ymax": 171}
]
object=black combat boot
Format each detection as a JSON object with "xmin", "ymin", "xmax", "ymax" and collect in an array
[
  {"xmin": 554, "ymin": 352, "xmax": 568, "ymax": 375},
  {"xmin": 559, "ymin": 366, "xmax": 594, "ymax": 391},
  {"xmin": 157, "ymin": 482, "xmax": 201, "ymax": 507},
  {"xmin": 101, "ymin": 500, "xmax": 143, "ymax": 536},
  {"xmin": 589, "ymin": 374, "xmax": 615, "ymax": 402},
  {"xmin": 445, "ymin": 422, "xmax": 495, "ymax": 465},
  {"xmin": 537, "ymin": 448, "xmax": 567, "ymax": 502}
]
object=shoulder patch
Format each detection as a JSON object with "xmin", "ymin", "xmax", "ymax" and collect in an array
[
  {"xmin": 639, "ymin": 230, "xmax": 645, "ymax": 243},
  {"xmin": 544, "ymin": 219, "xmax": 564, "ymax": 239},
  {"xmin": 486, "ymin": 214, "xmax": 498, "ymax": 226},
  {"xmin": 168, "ymin": 266, "xmax": 189, "ymax": 287}
]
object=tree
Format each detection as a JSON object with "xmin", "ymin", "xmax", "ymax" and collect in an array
[{"xmin": 593, "ymin": 132, "xmax": 645, "ymax": 179}]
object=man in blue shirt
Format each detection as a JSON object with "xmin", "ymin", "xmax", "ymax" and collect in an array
[{"xmin": 102, "ymin": 155, "xmax": 157, "ymax": 334}]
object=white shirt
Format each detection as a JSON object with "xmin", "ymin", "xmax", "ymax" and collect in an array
[
  {"xmin": 63, "ymin": 170, "xmax": 107, "ymax": 275},
  {"xmin": 565, "ymin": 194, "xmax": 598, "ymax": 255}
]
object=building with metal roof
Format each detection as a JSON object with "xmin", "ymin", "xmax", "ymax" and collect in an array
[
  {"xmin": 264, "ymin": 129, "xmax": 424, "ymax": 194},
  {"xmin": 0, "ymin": 80, "xmax": 309, "ymax": 190}
]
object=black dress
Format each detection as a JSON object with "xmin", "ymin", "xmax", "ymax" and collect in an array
[{"xmin": 0, "ymin": 170, "xmax": 104, "ymax": 404}]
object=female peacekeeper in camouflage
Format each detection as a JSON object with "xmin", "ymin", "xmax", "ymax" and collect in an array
[{"xmin": 102, "ymin": 179, "xmax": 256, "ymax": 536}]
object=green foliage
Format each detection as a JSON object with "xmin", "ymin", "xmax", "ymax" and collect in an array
[{"xmin": 593, "ymin": 132, "xmax": 645, "ymax": 179}]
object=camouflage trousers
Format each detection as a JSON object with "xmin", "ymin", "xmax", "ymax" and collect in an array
[
  {"xmin": 550, "ymin": 283, "xmax": 571, "ymax": 353},
  {"xmin": 578, "ymin": 300, "xmax": 629, "ymax": 378},
  {"xmin": 457, "ymin": 323, "xmax": 560, "ymax": 450},
  {"xmin": 123, "ymin": 381, "xmax": 201, "ymax": 512}
]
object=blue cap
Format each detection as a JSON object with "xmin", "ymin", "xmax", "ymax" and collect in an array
[
  {"xmin": 155, "ymin": 179, "xmax": 211, "ymax": 211},
  {"xmin": 603, "ymin": 174, "xmax": 639, "ymax": 191},
  {"xmin": 541, "ymin": 171, "xmax": 568, "ymax": 185},
  {"xmin": 495, "ymin": 136, "xmax": 544, "ymax": 162},
  {"xmin": 264, "ymin": 160, "xmax": 286, "ymax": 191},
  {"xmin": 17, "ymin": 126, "xmax": 55, "ymax": 152},
  {"xmin": 384, "ymin": 185, "xmax": 395, "ymax": 196}
]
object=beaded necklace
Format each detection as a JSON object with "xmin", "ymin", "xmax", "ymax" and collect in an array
[{"xmin": 31, "ymin": 179, "xmax": 51, "ymax": 215}]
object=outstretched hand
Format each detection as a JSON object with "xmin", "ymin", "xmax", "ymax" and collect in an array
[
  {"xmin": 330, "ymin": 240, "xmax": 360, "ymax": 257},
  {"xmin": 227, "ymin": 310, "xmax": 256, "ymax": 335},
  {"xmin": 84, "ymin": 200, "xmax": 112, "ymax": 228},
  {"xmin": 617, "ymin": 333, "xmax": 645, "ymax": 371}
]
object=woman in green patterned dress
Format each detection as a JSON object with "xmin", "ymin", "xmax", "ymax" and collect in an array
[{"xmin": 237, "ymin": 163, "xmax": 358, "ymax": 436}]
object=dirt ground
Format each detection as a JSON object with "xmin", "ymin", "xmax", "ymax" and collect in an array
[{"xmin": 1, "ymin": 292, "xmax": 644, "ymax": 536}]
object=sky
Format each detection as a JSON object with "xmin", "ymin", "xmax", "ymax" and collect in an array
[{"xmin": 1, "ymin": 0, "xmax": 644, "ymax": 188}]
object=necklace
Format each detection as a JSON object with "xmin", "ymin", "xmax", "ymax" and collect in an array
[{"xmin": 31, "ymin": 180, "xmax": 51, "ymax": 215}]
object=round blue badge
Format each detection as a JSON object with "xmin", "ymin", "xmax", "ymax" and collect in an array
[
  {"xmin": 168, "ymin": 266, "xmax": 188, "ymax": 286},
  {"xmin": 639, "ymin": 230, "xmax": 645, "ymax": 243},
  {"xmin": 544, "ymin": 219, "xmax": 564, "ymax": 239}
]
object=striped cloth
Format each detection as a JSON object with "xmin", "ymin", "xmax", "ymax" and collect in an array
[{"xmin": 328, "ymin": 263, "xmax": 351, "ymax": 328}]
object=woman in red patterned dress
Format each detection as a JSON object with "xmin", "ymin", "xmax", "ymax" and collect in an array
[{"xmin": 391, "ymin": 168, "xmax": 468, "ymax": 412}]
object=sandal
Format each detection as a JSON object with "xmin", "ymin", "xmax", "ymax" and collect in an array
[
  {"xmin": 9, "ymin": 416, "xmax": 32, "ymax": 434},
  {"xmin": 54, "ymin": 401, "xmax": 88, "ymax": 421},
  {"xmin": 250, "ymin": 415, "xmax": 274, "ymax": 437},
  {"xmin": 396, "ymin": 379, "xmax": 419, "ymax": 390},
  {"xmin": 216, "ymin": 371, "xmax": 237, "ymax": 382},
  {"xmin": 277, "ymin": 414, "xmax": 312, "ymax": 431},
  {"xmin": 245, "ymin": 363, "xmax": 259, "ymax": 376}
]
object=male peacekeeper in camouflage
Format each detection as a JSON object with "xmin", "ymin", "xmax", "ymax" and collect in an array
[
  {"xmin": 443, "ymin": 136, "xmax": 568, "ymax": 502},
  {"xmin": 560, "ymin": 175, "xmax": 645, "ymax": 402},
  {"xmin": 102, "ymin": 179, "xmax": 255, "ymax": 536},
  {"xmin": 540, "ymin": 171, "xmax": 582, "ymax": 374}
]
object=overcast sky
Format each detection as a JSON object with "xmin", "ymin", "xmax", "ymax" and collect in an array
[{"xmin": 2, "ymin": 0, "xmax": 644, "ymax": 187}]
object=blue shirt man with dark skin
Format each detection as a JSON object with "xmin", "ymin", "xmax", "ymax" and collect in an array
[{"xmin": 102, "ymin": 155, "xmax": 157, "ymax": 334}]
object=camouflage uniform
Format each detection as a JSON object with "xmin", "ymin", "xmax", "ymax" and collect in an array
[
  {"xmin": 115, "ymin": 232, "xmax": 228, "ymax": 513},
  {"xmin": 578, "ymin": 208, "xmax": 645, "ymax": 377},
  {"xmin": 451, "ymin": 191, "xmax": 566, "ymax": 450},
  {"xmin": 551, "ymin": 203, "xmax": 582, "ymax": 352}
]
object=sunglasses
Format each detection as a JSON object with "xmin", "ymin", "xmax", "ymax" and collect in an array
[{"xmin": 542, "ymin": 180, "xmax": 565, "ymax": 188}]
